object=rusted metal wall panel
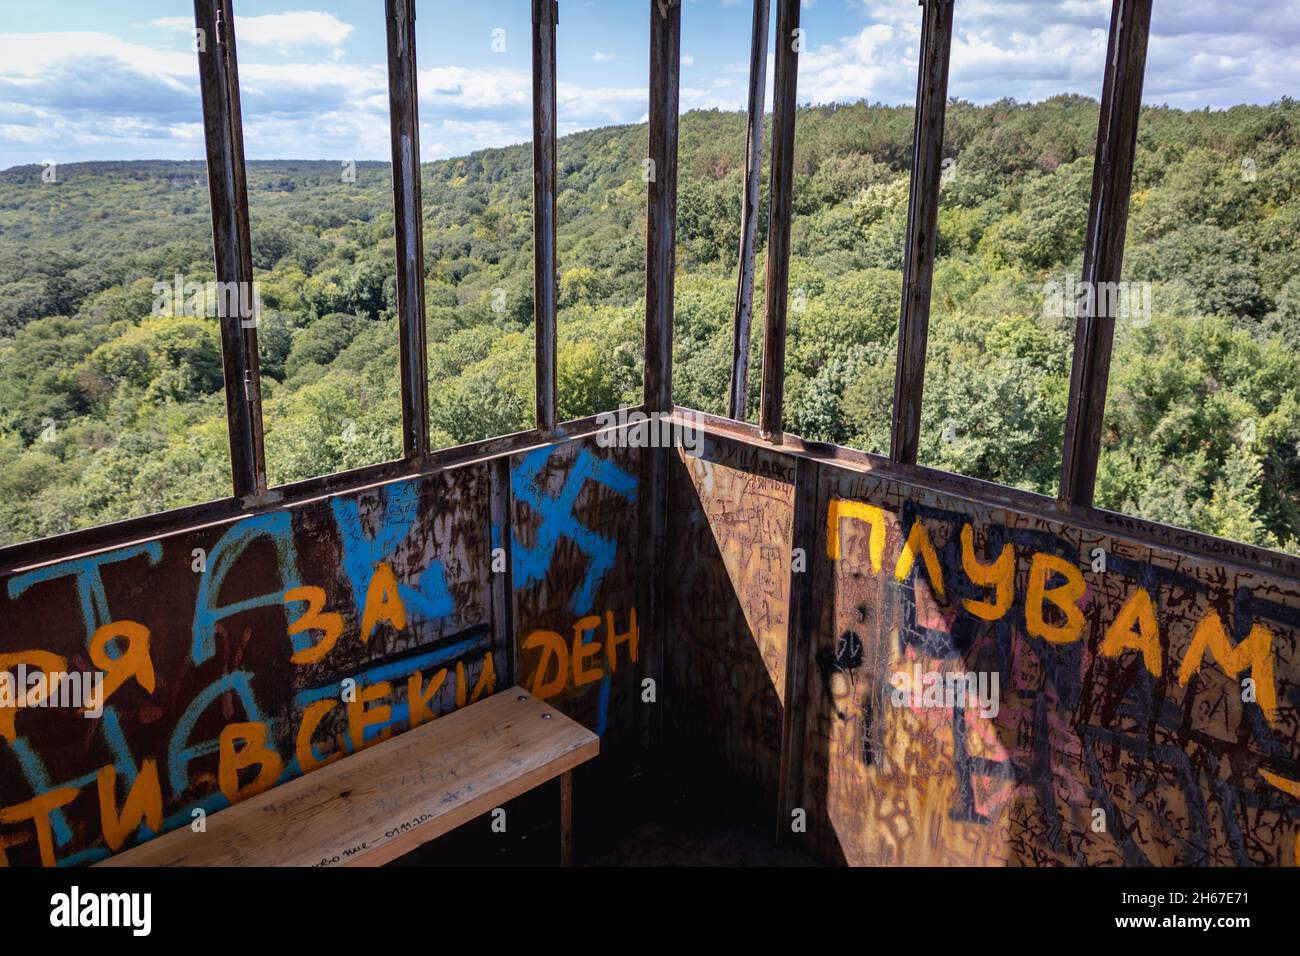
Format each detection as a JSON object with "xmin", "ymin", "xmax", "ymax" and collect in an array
[
  {"xmin": 797, "ymin": 463, "xmax": 1300, "ymax": 866},
  {"xmin": 0, "ymin": 464, "xmax": 502, "ymax": 866},
  {"xmin": 663, "ymin": 433, "xmax": 1300, "ymax": 866},
  {"xmin": 510, "ymin": 441, "xmax": 643, "ymax": 747},
  {"xmin": 666, "ymin": 437, "xmax": 795, "ymax": 810},
  {"xmin": 0, "ymin": 431, "xmax": 647, "ymax": 867}
]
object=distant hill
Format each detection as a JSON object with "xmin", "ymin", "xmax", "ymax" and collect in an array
[{"xmin": 1, "ymin": 97, "xmax": 1298, "ymax": 552}]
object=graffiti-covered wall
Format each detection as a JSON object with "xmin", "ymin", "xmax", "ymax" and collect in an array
[
  {"xmin": 0, "ymin": 434, "xmax": 645, "ymax": 866},
  {"xmin": 7, "ymin": 417, "xmax": 1295, "ymax": 867},
  {"xmin": 667, "ymin": 439, "xmax": 794, "ymax": 812},
  {"xmin": 668, "ymin": 435, "xmax": 1300, "ymax": 867},
  {"xmin": 511, "ymin": 441, "xmax": 644, "ymax": 748}
]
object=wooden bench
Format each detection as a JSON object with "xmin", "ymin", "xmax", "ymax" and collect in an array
[{"xmin": 98, "ymin": 687, "xmax": 598, "ymax": 867}]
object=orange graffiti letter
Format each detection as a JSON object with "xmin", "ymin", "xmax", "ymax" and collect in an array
[
  {"xmin": 1176, "ymin": 610, "xmax": 1277, "ymax": 724},
  {"xmin": 296, "ymin": 699, "xmax": 343, "ymax": 773},
  {"xmin": 455, "ymin": 654, "xmax": 497, "ymax": 709},
  {"xmin": 347, "ymin": 681, "xmax": 393, "ymax": 751},
  {"xmin": 0, "ymin": 651, "xmax": 68, "ymax": 742},
  {"xmin": 571, "ymin": 615, "xmax": 604, "ymax": 688},
  {"xmin": 360, "ymin": 562, "xmax": 407, "ymax": 641},
  {"xmin": 960, "ymin": 525, "xmax": 1014, "ymax": 621},
  {"xmin": 218, "ymin": 722, "xmax": 283, "ymax": 803},
  {"xmin": 895, "ymin": 520, "xmax": 946, "ymax": 600},
  {"xmin": 89, "ymin": 620, "xmax": 155, "ymax": 703},
  {"xmin": 524, "ymin": 630, "xmax": 568, "ymax": 700},
  {"xmin": 606, "ymin": 608, "xmax": 639, "ymax": 672},
  {"xmin": 96, "ymin": 760, "xmax": 162, "ymax": 852},
  {"xmin": 0, "ymin": 787, "xmax": 78, "ymax": 867},
  {"xmin": 827, "ymin": 499, "xmax": 886, "ymax": 572},
  {"xmin": 1101, "ymin": 587, "xmax": 1163, "ymax": 677},
  {"xmin": 408, "ymin": 668, "xmax": 448, "ymax": 728},
  {"xmin": 285, "ymin": 586, "xmax": 346, "ymax": 665},
  {"xmin": 1025, "ymin": 552, "xmax": 1086, "ymax": 644},
  {"xmin": 472, "ymin": 652, "xmax": 496, "ymax": 702}
]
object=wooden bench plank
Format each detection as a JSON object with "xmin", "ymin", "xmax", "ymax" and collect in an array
[{"xmin": 99, "ymin": 688, "xmax": 598, "ymax": 867}]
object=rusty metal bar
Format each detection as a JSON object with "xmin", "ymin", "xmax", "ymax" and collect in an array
[
  {"xmin": 726, "ymin": 0, "xmax": 771, "ymax": 422},
  {"xmin": 386, "ymin": 0, "xmax": 431, "ymax": 460},
  {"xmin": 644, "ymin": 0, "xmax": 681, "ymax": 413},
  {"xmin": 889, "ymin": 0, "xmax": 953, "ymax": 465},
  {"xmin": 533, "ymin": 0, "xmax": 559, "ymax": 430},
  {"xmin": 756, "ymin": 0, "xmax": 800, "ymax": 440},
  {"xmin": 640, "ymin": 0, "xmax": 681, "ymax": 755},
  {"xmin": 1059, "ymin": 0, "xmax": 1152, "ymax": 506},
  {"xmin": 488, "ymin": 456, "xmax": 517, "ymax": 689},
  {"xmin": 194, "ymin": 0, "xmax": 266, "ymax": 498}
]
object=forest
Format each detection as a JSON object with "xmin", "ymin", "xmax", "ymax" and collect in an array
[{"xmin": 0, "ymin": 95, "xmax": 1297, "ymax": 553}]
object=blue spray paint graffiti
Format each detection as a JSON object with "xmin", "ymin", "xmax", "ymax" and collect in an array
[
  {"xmin": 512, "ymin": 446, "xmax": 637, "ymax": 734},
  {"xmin": 192, "ymin": 512, "xmax": 301, "ymax": 664},
  {"xmin": 6, "ymin": 542, "xmax": 164, "ymax": 860},
  {"xmin": 331, "ymin": 479, "xmax": 454, "ymax": 625}
]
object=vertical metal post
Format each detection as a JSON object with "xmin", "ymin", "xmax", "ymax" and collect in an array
[
  {"xmin": 386, "ymin": 0, "xmax": 431, "ymax": 460},
  {"xmin": 194, "ymin": 0, "xmax": 266, "ymax": 498},
  {"xmin": 1059, "ymin": 0, "xmax": 1152, "ymax": 506},
  {"xmin": 889, "ymin": 0, "xmax": 953, "ymax": 465},
  {"xmin": 639, "ymin": 0, "xmax": 681, "ymax": 757},
  {"xmin": 726, "ymin": 0, "xmax": 771, "ymax": 422},
  {"xmin": 757, "ymin": 0, "xmax": 800, "ymax": 440},
  {"xmin": 533, "ymin": 0, "xmax": 559, "ymax": 431},
  {"xmin": 644, "ymin": 0, "xmax": 681, "ymax": 413}
]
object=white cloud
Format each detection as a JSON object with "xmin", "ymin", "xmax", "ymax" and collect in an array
[
  {"xmin": 150, "ymin": 12, "xmax": 355, "ymax": 51},
  {"xmin": 0, "ymin": 31, "xmax": 196, "ymax": 80},
  {"xmin": 818, "ymin": 1, "xmax": 1300, "ymax": 109},
  {"xmin": 593, "ymin": 51, "xmax": 616, "ymax": 62},
  {"xmin": 4, "ymin": 2, "xmax": 1300, "ymax": 166},
  {"xmin": 149, "ymin": 18, "xmax": 199, "ymax": 36},
  {"xmin": 234, "ymin": 12, "xmax": 354, "ymax": 51}
]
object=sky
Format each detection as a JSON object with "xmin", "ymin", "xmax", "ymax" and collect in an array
[{"xmin": 1, "ymin": 0, "xmax": 1298, "ymax": 167}]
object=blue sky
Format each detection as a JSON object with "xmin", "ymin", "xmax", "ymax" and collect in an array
[{"xmin": 1, "ymin": 0, "xmax": 1298, "ymax": 167}]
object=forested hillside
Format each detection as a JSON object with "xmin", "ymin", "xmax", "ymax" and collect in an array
[{"xmin": 1, "ymin": 95, "xmax": 1298, "ymax": 552}]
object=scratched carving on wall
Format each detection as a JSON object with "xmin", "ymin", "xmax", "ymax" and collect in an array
[
  {"xmin": 668, "ymin": 439, "xmax": 793, "ymax": 807},
  {"xmin": 799, "ymin": 469, "xmax": 1300, "ymax": 866},
  {"xmin": 665, "ymin": 444, "xmax": 1300, "ymax": 866},
  {"xmin": 511, "ymin": 442, "xmax": 642, "ymax": 743},
  {"xmin": 0, "ymin": 467, "xmax": 500, "ymax": 866}
]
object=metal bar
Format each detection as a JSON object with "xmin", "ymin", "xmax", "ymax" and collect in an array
[
  {"xmin": 533, "ymin": 0, "xmax": 559, "ymax": 431},
  {"xmin": 559, "ymin": 769, "xmax": 573, "ymax": 866},
  {"xmin": 644, "ymin": 0, "xmax": 681, "ymax": 413},
  {"xmin": 194, "ymin": 0, "xmax": 266, "ymax": 498},
  {"xmin": 1059, "ymin": 0, "xmax": 1152, "ymax": 506},
  {"xmin": 889, "ymin": 0, "xmax": 953, "ymax": 465},
  {"xmin": 757, "ymin": 0, "xmax": 800, "ymax": 440},
  {"xmin": 726, "ymin": 0, "xmax": 771, "ymax": 422},
  {"xmin": 386, "ymin": 0, "xmax": 431, "ymax": 460},
  {"xmin": 488, "ymin": 457, "xmax": 517, "ymax": 689}
]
